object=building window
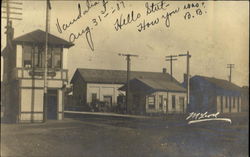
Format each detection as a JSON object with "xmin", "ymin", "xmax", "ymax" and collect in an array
[
  {"xmin": 103, "ymin": 96, "xmax": 112, "ymax": 107},
  {"xmin": 48, "ymin": 47, "xmax": 53, "ymax": 68},
  {"xmin": 33, "ymin": 46, "xmax": 43, "ymax": 68},
  {"xmin": 23, "ymin": 45, "xmax": 32, "ymax": 67},
  {"xmin": 172, "ymin": 95, "xmax": 176, "ymax": 109},
  {"xmin": 148, "ymin": 96, "xmax": 155, "ymax": 109},
  {"xmin": 23, "ymin": 44, "xmax": 62, "ymax": 68},
  {"xmin": 91, "ymin": 93, "xmax": 97, "ymax": 103},
  {"xmin": 159, "ymin": 95, "xmax": 163, "ymax": 109},
  {"xmin": 53, "ymin": 48, "xmax": 62, "ymax": 68}
]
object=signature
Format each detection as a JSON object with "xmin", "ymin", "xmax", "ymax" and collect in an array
[{"xmin": 186, "ymin": 112, "xmax": 232, "ymax": 124}]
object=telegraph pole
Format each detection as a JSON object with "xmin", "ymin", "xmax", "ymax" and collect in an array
[
  {"xmin": 227, "ymin": 64, "xmax": 234, "ymax": 83},
  {"xmin": 43, "ymin": 0, "xmax": 51, "ymax": 122},
  {"xmin": 165, "ymin": 55, "xmax": 178, "ymax": 81},
  {"xmin": 179, "ymin": 51, "xmax": 191, "ymax": 107},
  {"xmin": 2, "ymin": 0, "xmax": 22, "ymax": 120},
  {"xmin": 2, "ymin": 0, "xmax": 22, "ymax": 48},
  {"xmin": 118, "ymin": 53, "xmax": 138, "ymax": 113}
]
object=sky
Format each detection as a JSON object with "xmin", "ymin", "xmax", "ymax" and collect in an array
[{"xmin": 1, "ymin": 0, "xmax": 249, "ymax": 86}]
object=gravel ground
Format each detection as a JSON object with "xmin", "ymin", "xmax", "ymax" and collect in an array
[{"xmin": 1, "ymin": 114, "xmax": 248, "ymax": 157}]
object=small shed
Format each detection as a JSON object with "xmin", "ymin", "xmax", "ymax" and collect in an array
[{"xmin": 119, "ymin": 78, "xmax": 187, "ymax": 114}]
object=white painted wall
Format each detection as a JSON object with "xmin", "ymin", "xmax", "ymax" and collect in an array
[
  {"xmin": 21, "ymin": 89, "xmax": 32, "ymax": 112},
  {"xmin": 20, "ymin": 81, "xmax": 64, "ymax": 122},
  {"xmin": 146, "ymin": 92, "xmax": 186, "ymax": 114},
  {"xmin": 217, "ymin": 96, "xmax": 241, "ymax": 113},
  {"xmin": 16, "ymin": 44, "xmax": 22, "ymax": 68},
  {"xmin": 86, "ymin": 83, "xmax": 125, "ymax": 104},
  {"xmin": 33, "ymin": 89, "xmax": 43, "ymax": 112},
  {"xmin": 58, "ymin": 89, "xmax": 63, "ymax": 112},
  {"xmin": 20, "ymin": 113, "xmax": 31, "ymax": 121},
  {"xmin": 20, "ymin": 79, "xmax": 63, "ymax": 88}
]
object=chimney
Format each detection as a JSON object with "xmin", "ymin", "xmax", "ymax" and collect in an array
[
  {"xmin": 184, "ymin": 73, "xmax": 188, "ymax": 82},
  {"xmin": 184, "ymin": 73, "xmax": 192, "ymax": 83},
  {"xmin": 162, "ymin": 68, "xmax": 167, "ymax": 73}
]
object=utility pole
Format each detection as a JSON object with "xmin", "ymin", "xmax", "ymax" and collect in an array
[
  {"xmin": 165, "ymin": 55, "xmax": 178, "ymax": 81},
  {"xmin": 179, "ymin": 51, "xmax": 191, "ymax": 107},
  {"xmin": 227, "ymin": 64, "xmax": 234, "ymax": 83},
  {"xmin": 118, "ymin": 53, "xmax": 138, "ymax": 113},
  {"xmin": 2, "ymin": 0, "xmax": 22, "ymax": 120},
  {"xmin": 2, "ymin": 0, "xmax": 22, "ymax": 49},
  {"xmin": 43, "ymin": 0, "xmax": 51, "ymax": 122}
]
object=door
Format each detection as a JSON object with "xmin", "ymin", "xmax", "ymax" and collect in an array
[
  {"xmin": 179, "ymin": 97, "xmax": 185, "ymax": 113},
  {"xmin": 103, "ymin": 96, "xmax": 112, "ymax": 107},
  {"xmin": 47, "ymin": 90, "xmax": 58, "ymax": 120}
]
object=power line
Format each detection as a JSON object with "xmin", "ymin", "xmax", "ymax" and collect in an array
[
  {"xmin": 165, "ymin": 55, "xmax": 178, "ymax": 81},
  {"xmin": 118, "ymin": 53, "xmax": 139, "ymax": 113},
  {"xmin": 2, "ymin": 11, "xmax": 22, "ymax": 15},
  {"xmin": 2, "ymin": 17, "xmax": 22, "ymax": 20},
  {"xmin": 2, "ymin": 1, "xmax": 23, "ymax": 5},
  {"xmin": 2, "ymin": 6, "xmax": 22, "ymax": 10}
]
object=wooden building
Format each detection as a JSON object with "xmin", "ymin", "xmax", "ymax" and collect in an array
[
  {"xmin": 186, "ymin": 75, "xmax": 243, "ymax": 113},
  {"xmin": 241, "ymin": 86, "xmax": 249, "ymax": 113},
  {"xmin": 119, "ymin": 78, "xmax": 187, "ymax": 114},
  {"xmin": 70, "ymin": 68, "xmax": 179, "ymax": 111},
  {"xmin": 1, "ymin": 29, "xmax": 74, "ymax": 123}
]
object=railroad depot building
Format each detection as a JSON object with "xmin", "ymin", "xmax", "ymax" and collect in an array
[
  {"xmin": 186, "ymin": 75, "xmax": 243, "ymax": 113},
  {"xmin": 119, "ymin": 78, "xmax": 187, "ymax": 114},
  {"xmin": 70, "ymin": 68, "xmax": 186, "ymax": 114},
  {"xmin": 2, "ymin": 29, "xmax": 74, "ymax": 123}
]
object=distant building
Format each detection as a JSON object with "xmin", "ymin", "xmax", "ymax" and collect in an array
[
  {"xmin": 119, "ymin": 78, "xmax": 187, "ymax": 114},
  {"xmin": 70, "ymin": 68, "xmax": 179, "ymax": 111},
  {"xmin": 185, "ymin": 75, "xmax": 243, "ymax": 113},
  {"xmin": 1, "ymin": 29, "xmax": 74, "ymax": 122},
  {"xmin": 241, "ymin": 86, "xmax": 249, "ymax": 113}
]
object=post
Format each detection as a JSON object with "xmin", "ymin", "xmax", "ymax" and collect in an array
[
  {"xmin": 170, "ymin": 57, "xmax": 173, "ymax": 80},
  {"xmin": 126, "ymin": 56, "xmax": 131, "ymax": 113},
  {"xmin": 43, "ymin": 0, "xmax": 49, "ymax": 122},
  {"xmin": 227, "ymin": 64, "xmax": 234, "ymax": 83},
  {"xmin": 178, "ymin": 52, "xmax": 191, "ymax": 110},
  {"xmin": 166, "ymin": 55, "xmax": 178, "ymax": 81},
  {"xmin": 229, "ymin": 68, "xmax": 232, "ymax": 82},
  {"xmin": 187, "ymin": 51, "xmax": 190, "ymax": 106},
  {"xmin": 118, "ymin": 53, "xmax": 138, "ymax": 113}
]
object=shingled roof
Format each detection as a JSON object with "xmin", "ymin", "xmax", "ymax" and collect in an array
[
  {"xmin": 13, "ymin": 29, "xmax": 74, "ymax": 48},
  {"xmin": 119, "ymin": 78, "xmax": 186, "ymax": 93},
  {"xmin": 193, "ymin": 75, "xmax": 242, "ymax": 92},
  {"xmin": 70, "ymin": 68, "xmax": 180, "ymax": 85}
]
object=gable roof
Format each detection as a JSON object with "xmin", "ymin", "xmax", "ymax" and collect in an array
[
  {"xmin": 120, "ymin": 78, "xmax": 186, "ymax": 93},
  {"xmin": 70, "ymin": 68, "xmax": 180, "ymax": 85},
  {"xmin": 13, "ymin": 29, "xmax": 74, "ymax": 48},
  {"xmin": 192, "ymin": 75, "xmax": 242, "ymax": 92}
]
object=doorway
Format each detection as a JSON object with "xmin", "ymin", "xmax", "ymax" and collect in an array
[
  {"xmin": 47, "ymin": 89, "xmax": 58, "ymax": 120},
  {"xmin": 103, "ymin": 96, "xmax": 112, "ymax": 107},
  {"xmin": 179, "ymin": 97, "xmax": 185, "ymax": 113}
]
